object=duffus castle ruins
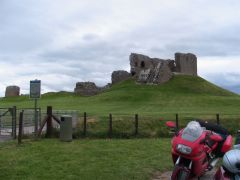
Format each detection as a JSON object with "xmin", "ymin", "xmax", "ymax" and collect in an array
[
  {"xmin": 5, "ymin": 52, "xmax": 197, "ymax": 97},
  {"xmin": 74, "ymin": 52, "xmax": 197, "ymax": 96}
]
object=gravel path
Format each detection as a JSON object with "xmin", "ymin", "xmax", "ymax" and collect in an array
[
  {"xmin": 0, "ymin": 135, "xmax": 12, "ymax": 142},
  {"xmin": 152, "ymin": 169, "xmax": 216, "ymax": 180}
]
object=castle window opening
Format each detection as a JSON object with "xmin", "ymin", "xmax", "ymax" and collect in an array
[{"xmin": 141, "ymin": 61, "xmax": 145, "ymax": 68}]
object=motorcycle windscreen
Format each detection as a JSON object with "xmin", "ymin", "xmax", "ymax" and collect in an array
[{"xmin": 181, "ymin": 121, "xmax": 204, "ymax": 142}]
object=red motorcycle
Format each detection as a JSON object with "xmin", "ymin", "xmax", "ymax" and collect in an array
[
  {"xmin": 214, "ymin": 130, "xmax": 240, "ymax": 180},
  {"xmin": 166, "ymin": 120, "xmax": 233, "ymax": 180}
]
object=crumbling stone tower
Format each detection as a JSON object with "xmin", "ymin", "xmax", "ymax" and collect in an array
[
  {"xmin": 175, "ymin": 53, "xmax": 197, "ymax": 76},
  {"xmin": 5, "ymin": 86, "xmax": 20, "ymax": 97}
]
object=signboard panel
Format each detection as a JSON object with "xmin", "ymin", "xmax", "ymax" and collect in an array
[{"xmin": 30, "ymin": 80, "xmax": 41, "ymax": 99}]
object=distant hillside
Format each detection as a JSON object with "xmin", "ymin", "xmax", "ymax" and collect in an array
[{"xmin": 1, "ymin": 75, "xmax": 240, "ymax": 115}]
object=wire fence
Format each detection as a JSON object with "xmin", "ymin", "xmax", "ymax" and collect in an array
[
  {"xmin": 0, "ymin": 108, "xmax": 13, "ymax": 135},
  {"xmin": 71, "ymin": 112, "xmax": 240, "ymax": 138},
  {"xmin": 1, "ymin": 107, "xmax": 240, "ymax": 139}
]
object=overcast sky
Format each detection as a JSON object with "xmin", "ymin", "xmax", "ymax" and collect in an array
[{"xmin": 0, "ymin": 0, "xmax": 240, "ymax": 96}]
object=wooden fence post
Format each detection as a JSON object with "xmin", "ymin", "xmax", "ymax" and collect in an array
[
  {"xmin": 18, "ymin": 111, "xmax": 23, "ymax": 144},
  {"xmin": 39, "ymin": 108, "xmax": 42, "ymax": 127},
  {"xmin": 12, "ymin": 106, "xmax": 17, "ymax": 139},
  {"xmin": 46, "ymin": 106, "xmax": 53, "ymax": 138},
  {"xmin": 175, "ymin": 114, "xmax": 179, "ymax": 130},
  {"xmin": 135, "ymin": 114, "xmax": 138, "ymax": 135},
  {"xmin": 216, "ymin": 114, "xmax": 220, "ymax": 125},
  {"xmin": 109, "ymin": 114, "xmax": 112, "ymax": 138},
  {"xmin": 83, "ymin": 112, "xmax": 87, "ymax": 136}
]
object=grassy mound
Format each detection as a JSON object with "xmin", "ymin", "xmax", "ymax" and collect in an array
[
  {"xmin": 1, "ymin": 75, "xmax": 240, "ymax": 137},
  {"xmin": 1, "ymin": 75, "xmax": 239, "ymax": 115}
]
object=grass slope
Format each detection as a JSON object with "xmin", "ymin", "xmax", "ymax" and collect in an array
[
  {"xmin": 1, "ymin": 75, "xmax": 239, "ymax": 115},
  {"xmin": 0, "ymin": 139, "xmax": 171, "ymax": 180}
]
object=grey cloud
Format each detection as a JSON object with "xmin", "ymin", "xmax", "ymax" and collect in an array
[
  {"xmin": 82, "ymin": 34, "xmax": 100, "ymax": 41},
  {"xmin": 222, "ymin": 85, "xmax": 240, "ymax": 94},
  {"xmin": 41, "ymin": 40, "xmax": 129, "ymax": 61},
  {"xmin": 201, "ymin": 72, "xmax": 240, "ymax": 87},
  {"xmin": 163, "ymin": 30, "xmax": 240, "ymax": 57},
  {"xmin": 0, "ymin": 2, "xmax": 53, "ymax": 54},
  {"xmin": 128, "ymin": 21, "xmax": 240, "ymax": 58},
  {"xmin": 1, "ymin": 0, "xmax": 240, "ymax": 96}
]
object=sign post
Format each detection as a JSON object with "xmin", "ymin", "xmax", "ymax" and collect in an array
[{"xmin": 30, "ymin": 80, "xmax": 41, "ymax": 137}]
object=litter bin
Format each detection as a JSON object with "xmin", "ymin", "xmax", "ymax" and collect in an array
[{"xmin": 60, "ymin": 115, "xmax": 72, "ymax": 142}]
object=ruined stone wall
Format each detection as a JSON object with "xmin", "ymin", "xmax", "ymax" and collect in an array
[
  {"xmin": 74, "ymin": 82, "xmax": 111, "ymax": 96},
  {"xmin": 129, "ymin": 52, "xmax": 197, "ymax": 85},
  {"xmin": 175, "ymin": 53, "xmax": 197, "ymax": 76},
  {"xmin": 129, "ymin": 53, "xmax": 173, "ymax": 84},
  {"xmin": 147, "ymin": 61, "xmax": 173, "ymax": 84},
  {"xmin": 73, "ymin": 52, "xmax": 198, "ymax": 96},
  {"xmin": 74, "ymin": 82, "xmax": 101, "ymax": 96},
  {"xmin": 166, "ymin": 59, "xmax": 176, "ymax": 72},
  {"xmin": 111, "ymin": 70, "xmax": 130, "ymax": 84},
  {"xmin": 130, "ymin": 53, "xmax": 156, "ymax": 76}
]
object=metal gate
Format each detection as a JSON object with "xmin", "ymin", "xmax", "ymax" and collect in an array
[
  {"xmin": 0, "ymin": 107, "xmax": 17, "ymax": 138},
  {"xmin": 18, "ymin": 108, "xmax": 41, "ymax": 135}
]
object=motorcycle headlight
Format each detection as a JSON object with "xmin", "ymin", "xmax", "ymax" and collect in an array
[{"xmin": 176, "ymin": 144, "xmax": 192, "ymax": 154}]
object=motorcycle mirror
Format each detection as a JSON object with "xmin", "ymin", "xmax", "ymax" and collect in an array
[
  {"xmin": 210, "ymin": 134, "xmax": 223, "ymax": 142},
  {"xmin": 166, "ymin": 121, "xmax": 176, "ymax": 129}
]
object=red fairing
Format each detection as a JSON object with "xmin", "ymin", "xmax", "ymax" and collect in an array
[
  {"xmin": 171, "ymin": 130, "xmax": 211, "ymax": 177},
  {"xmin": 166, "ymin": 121, "xmax": 176, "ymax": 128},
  {"xmin": 221, "ymin": 135, "xmax": 233, "ymax": 153},
  {"xmin": 168, "ymin": 122, "xmax": 234, "ymax": 179}
]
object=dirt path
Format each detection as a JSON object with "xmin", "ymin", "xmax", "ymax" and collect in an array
[
  {"xmin": 152, "ymin": 170, "xmax": 216, "ymax": 180},
  {"xmin": 0, "ymin": 135, "xmax": 12, "ymax": 142}
]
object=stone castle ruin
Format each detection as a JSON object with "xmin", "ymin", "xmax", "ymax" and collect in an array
[
  {"xmin": 130, "ymin": 53, "xmax": 173, "ymax": 84},
  {"xmin": 74, "ymin": 82, "xmax": 100, "ymax": 96},
  {"xmin": 175, "ymin": 53, "xmax": 197, "ymax": 76},
  {"xmin": 74, "ymin": 52, "xmax": 197, "ymax": 96},
  {"xmin": 2, "ymin": 52, "xmax": 197, "ymax": 97},
  {"xmin": 130, "ymin": 52, "xmax": 197, "ymax": 84},
  {"xmin": 74, "ymin": 82, "xmax": 111, "ymax": 96}
]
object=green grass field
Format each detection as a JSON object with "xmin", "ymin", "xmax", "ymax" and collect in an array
[
  {"xmin": 0, "ymin": 75, "xmax": 239, "ymax": 179},
  {"xmin": 0, "ymin": 138, "xmax": 171, "ymax": 180},
  {"xmin": 1, "ymin": 75, "xmax": 240, "ymax": 115},
  {"xmin": 1, "ymin": 75, "xmax": 240, "ymax": 136}
]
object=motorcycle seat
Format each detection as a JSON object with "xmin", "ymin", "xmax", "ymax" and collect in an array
[{"xmin": 196, "ymin": 119, "xmax": 229, "ymax": 135}]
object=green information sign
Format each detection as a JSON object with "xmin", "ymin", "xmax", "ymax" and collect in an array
[{"xmin": 30, "ymin": 80, "xmax": 41, "ymax": 99}]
